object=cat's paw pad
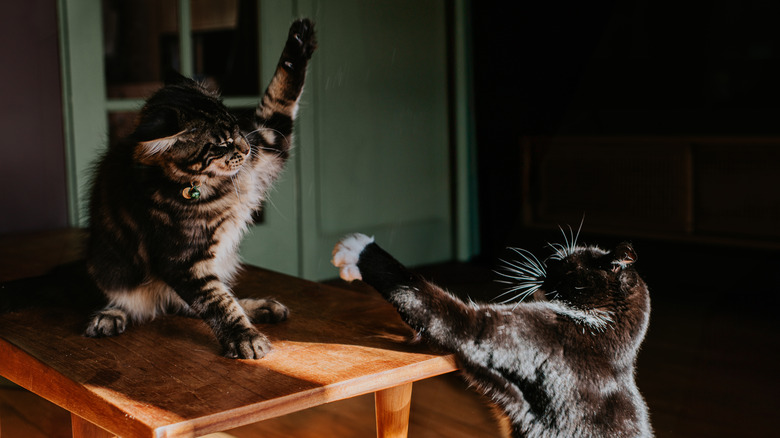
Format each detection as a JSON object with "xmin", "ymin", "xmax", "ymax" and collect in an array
[
  {"xmin": 239, "ymin": 298, "xmax": 289, "ymax": 324},
  {"xmin": 332, "ymin": 233, "xmax": 374, "ymax": 282},
  {"xmin": 84, "ymin": 308, "xmax": 128, "ymax": 337},
  {"xmin": 284, "ymin": 18, "xmax": 317, "ymax": 66},
  {"xmin": 222, "ymin": 328, "xmax": 271, "ymax": 360}
]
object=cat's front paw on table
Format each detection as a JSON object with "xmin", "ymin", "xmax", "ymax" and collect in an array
[
  {"xmin": 221, "ymin": 328, "xmax": 272, "ymax": 360},
  {"xmin": 85, "ymin": 308, "xmax": 128, "ymax": 337}
]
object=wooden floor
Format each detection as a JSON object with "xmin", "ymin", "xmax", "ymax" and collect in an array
[{"xmin": 1, "ymin": 238, "xmax": 778, "ymax": 437}]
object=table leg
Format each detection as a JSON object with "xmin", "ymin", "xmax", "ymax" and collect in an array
[
  {"xmin": 71, "ymin": 414, "xmax": 114, "ymax": 438},
  {"xmin": 375, "ymin": 382, "xmax": 413, "ymax": 438}
]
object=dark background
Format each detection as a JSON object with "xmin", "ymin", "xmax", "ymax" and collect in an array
[{"xmin": 470, "ymin": 0, "xmax": 780, "ymax": 258}]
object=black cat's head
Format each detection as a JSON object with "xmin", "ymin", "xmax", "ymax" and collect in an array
[
  {"xmin": 541, "ymin": 241, "xmax": 638, "ymax": 309},
  {"xmin": 497, "ymin": 227, "xmax": 642, "ymax": 311},
  {"xmin": 130, "ymin": 75, "xmax": 253, "ymax": 183}
]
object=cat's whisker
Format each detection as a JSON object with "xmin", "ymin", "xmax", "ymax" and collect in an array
[
  {"xmin": 494, "ymin": 282, "xmax": 541, "ymax": 298},
  {"xmin": 231, "ymin": 175, "xmax": 241, "ymax": 201},
  {"xmin": 495, "ymin": 283, "xmax": 543, "ymax": 308},
  {"xmin": 572, "ymin": 216, "xmax": 584, "ymax": 248},
  {"xmin": 547, "ymin": 242, "xmax": 568, "ymax": 261},
  {"xmin": 548, "ymin": 219, "xmax": 585, "ymax": 260},
  {"xmin": 559, "ymin": 225, "xmax": 571, "ymax": 254},
  {"xmin": 493, "ymin": 246, "xmax": 548, "ymax": 305},
  {"xmin": 495, "ymin": 264, "xmax": 541, "ymax": 281},
  {"xmin": 244, "ymin": 125, "xmax": 293, "ymax": 158},
  {"xmin": 494, "ymin": 277, "xmax": 539, "ymax": 287},
  {"xmin": 507, "ymin": 248, "xmax": 547, "ymax": 276},
  {"xmin": 493, "ymin": 279, "xmax": 544, "ymax": 304}
]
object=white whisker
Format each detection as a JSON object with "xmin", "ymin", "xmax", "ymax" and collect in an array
[
  {"xmin": 244, "ymin": 125, "xmax": 292, "ymax": 158},
  {"xmin": 493, "ymin": 246, "xmax": 548, "ymax": 305},
  {"xmin": 231, "ymin": 174, "xmax": 241, "ymax": 202}
]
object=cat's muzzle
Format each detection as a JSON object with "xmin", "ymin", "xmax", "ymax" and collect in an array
[{"xmin": 227, "ymin": 153, "xmax": 245, "ymax": 169}]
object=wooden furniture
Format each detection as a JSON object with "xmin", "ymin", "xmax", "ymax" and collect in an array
[
  {"xmin": 520, "ymin": 136, "xmax": 780, "ymax": 249},
  {"xmin": 0, "ymin": 229, "xmax": 458, "ymax": 437}
]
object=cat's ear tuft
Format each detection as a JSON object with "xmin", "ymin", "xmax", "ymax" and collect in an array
[
  {"xmin": 134, "ymin": 107, "xmax": 180, "ymax": 142},
  {"xmin": 611, "ymin": 242, "xmax": 637, "ymax": 272},
  {"xmin": 133, "ymin": 107, "xmax": 183, "ymax": 158},
  {"xmin": 163, "ymin": 69, "xmax": 190, "ymax": 86},
  {"xmin": 136, "ymin": 134, "xmax": 181, "ymax": 158}
]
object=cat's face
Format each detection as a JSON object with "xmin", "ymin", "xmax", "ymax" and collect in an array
[
  {"xmin": 541, "ymin": 242, "xmax": 637, "ymax": 308},
  {"xmin": 497, "ymin": 229, "xmax": 639, "ymax": 309},
  {"xmin": 130, "ymin": 78, "xmax": 253, "ymax": 183}
]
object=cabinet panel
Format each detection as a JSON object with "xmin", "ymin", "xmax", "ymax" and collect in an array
[
  {"xmin": 694, "ymin": 142, "xmax": 780, "ymax": 239},
  {"xmin": 298, "ymin": 0, "xmax": 452, "ymax": 279},
  {"xmin": 529, "ymin": 138, "xmax": 692, "ymax": 235},
  {"xmin": 523, "ymin": 136, "xmax": 780, "ymax": 247}
]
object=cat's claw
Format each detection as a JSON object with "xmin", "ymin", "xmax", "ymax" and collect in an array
[
  {"xmin": 284, "ymin": 18, "xmax": 317, "ymax": 66},
  {"xmin": 85, "ymin": 308, "xmax": 128, "ymax": 337},
  {"xmin": 222, "ymin": 328, "xmax": 271, "ymax": 359},
  {"xmin": 332, "ymin": 233, "xmax": 374, "ymax": 282}
]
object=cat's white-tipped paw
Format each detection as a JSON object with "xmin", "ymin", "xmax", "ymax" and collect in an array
[{"xmin": 332, "ymin": 233, "xmax": 374, "ymax": 282}]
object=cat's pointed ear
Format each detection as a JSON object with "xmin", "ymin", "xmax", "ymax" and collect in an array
[
  {"xmin": 163, "ymin": 69, "xmax": 189, "ymax": 85},
  {"xmin": 611, "ymin": 242, "xmax": 637, "ymax": 272},
  {"xmin": 133, "ymin": 107, "xmax": 183, "ymax": 158}
]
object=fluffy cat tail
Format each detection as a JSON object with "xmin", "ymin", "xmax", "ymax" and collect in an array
[{"xmin": 0, "ymin": 261, "xmax": 104, "ymax": 314}]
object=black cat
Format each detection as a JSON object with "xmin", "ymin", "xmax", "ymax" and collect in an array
[{"xmin": 332, "ymin": 231, "xmax": 653, "ymax": 437}]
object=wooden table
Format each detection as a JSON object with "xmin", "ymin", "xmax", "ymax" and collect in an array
[{"xmin": 0, "ymin": 229, "xmax": 457, "ymax": 437}]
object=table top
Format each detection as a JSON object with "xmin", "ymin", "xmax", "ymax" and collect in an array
[{"xmin": 0, "ymin": 229, "xmax": 457, "ymax": 437}]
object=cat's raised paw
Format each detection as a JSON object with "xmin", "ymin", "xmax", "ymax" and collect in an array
[
  {"xmin": 222, "ymin": 328, "xmax": 272, "ymax": 359},
  {"xmin": 332, "ymin": 233, "xmax": 374, "ymax": 282},
  {"xmin": 85, "ymin": 308, "xmax": 128, "ymax": 337},
  {"xmin": 284, "ymin": 18, "xmax": 317, "ymax": 66}
]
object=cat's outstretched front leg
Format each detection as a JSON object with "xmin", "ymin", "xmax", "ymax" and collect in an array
[
  {"xmin": 332, "ymin": 234, "xmax": 480, "ymax": 350},
  {"xmin": 251, "ymin": 18, "xmax": 317, "ymax": 160}
]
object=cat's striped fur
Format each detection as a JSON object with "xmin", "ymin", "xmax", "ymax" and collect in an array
[
  {"xmin": 333, "ymin": 232, "xmax": 653, "ymax": 437},
  {"xmin": 85, "ymin": 19, "xmax": 316, "ymax": 359}
]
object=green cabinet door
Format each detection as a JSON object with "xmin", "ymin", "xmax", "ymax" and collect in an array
[{"xmin": 296, "ymin": 0, "xmax": 453, "ymax": 279}]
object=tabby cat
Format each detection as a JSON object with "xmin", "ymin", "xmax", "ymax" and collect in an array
[
  {"xmin": 332, "ymin": 230, "xmax": 653, "ymax": 437},
  {"xmin": 84, "ymin": 19, "xmax": 316, "ymax": 359}
]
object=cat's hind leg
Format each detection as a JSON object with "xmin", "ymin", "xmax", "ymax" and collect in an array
[{"xmin": 238, "ymin": 298, "xmax": 289, "ymax": 324}]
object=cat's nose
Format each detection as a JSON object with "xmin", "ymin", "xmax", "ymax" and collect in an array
[{"xmin": 235, "ymin": 136, "xmax": 251, "ymax": 155}]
